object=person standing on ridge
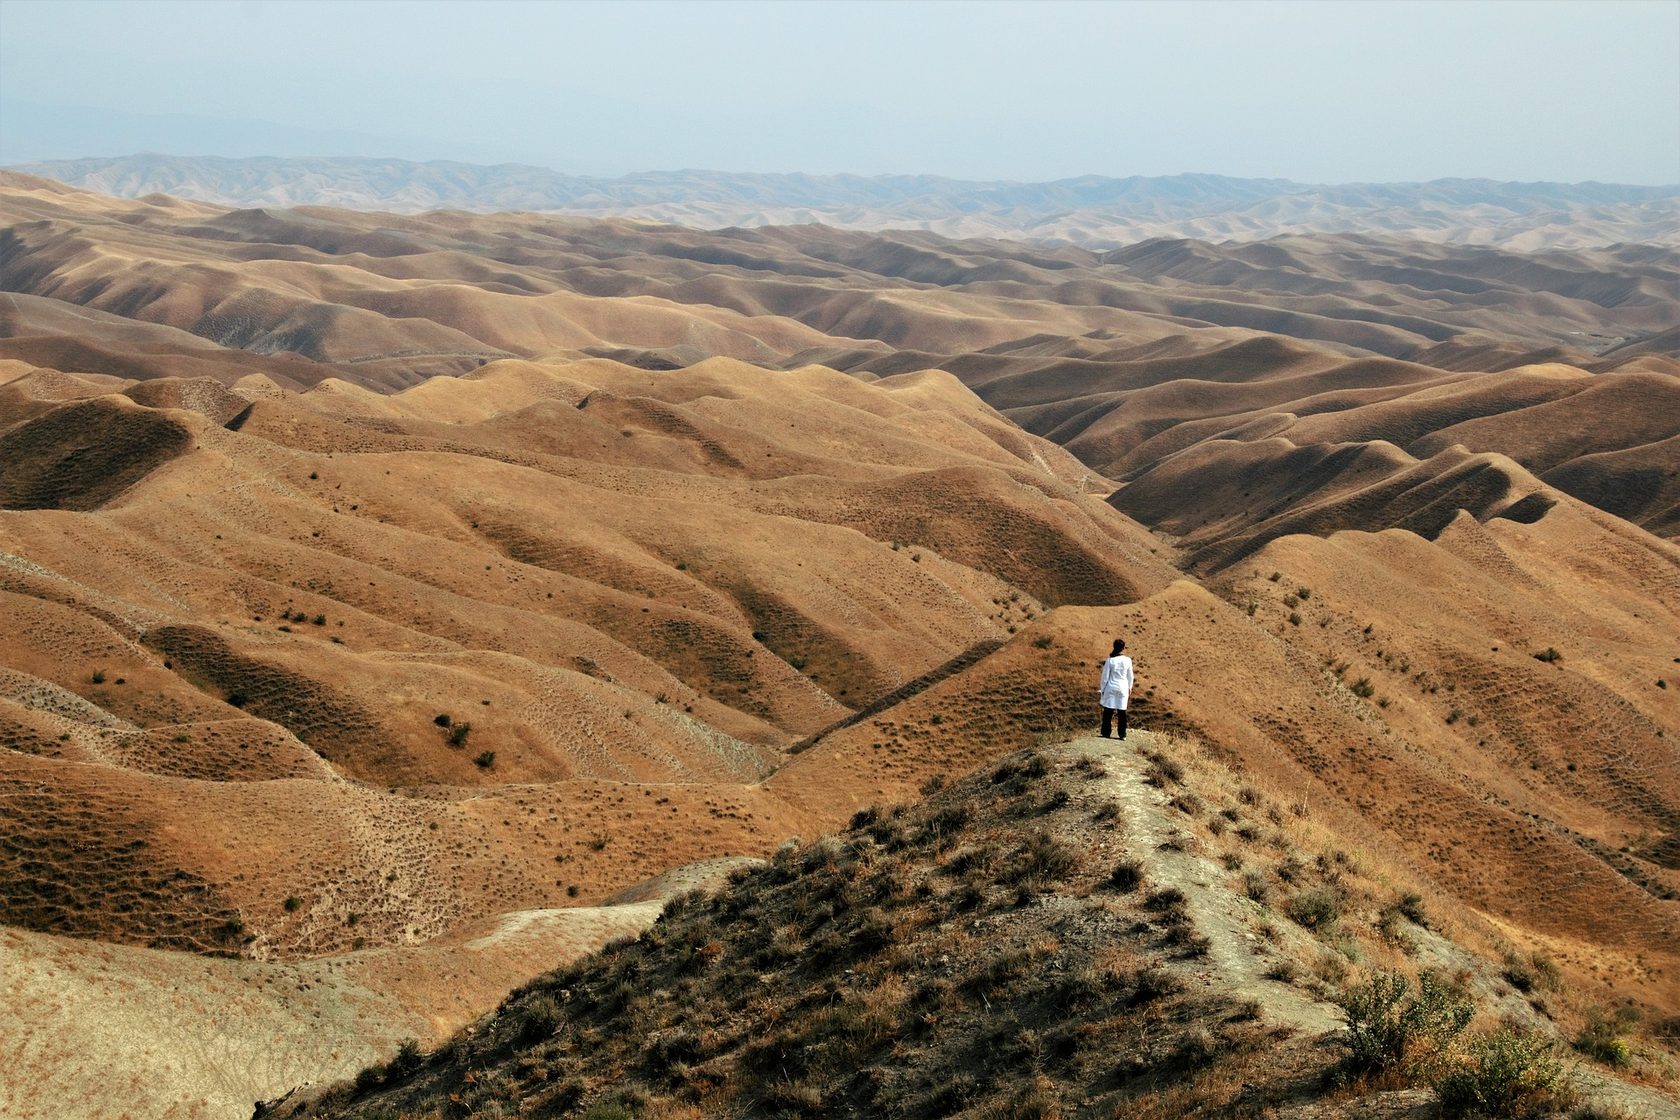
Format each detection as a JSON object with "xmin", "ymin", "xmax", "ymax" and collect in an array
[{"xmin": 1099, "ymin": 638, "xmax": 1133, "ymax": 740}]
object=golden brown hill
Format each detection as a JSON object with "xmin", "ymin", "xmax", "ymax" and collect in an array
[
  {"xmin": 3, "ymin": 181, "xmax": 1679, "ymax": 1119},
  {"xmin": 5, "ymin": 176, "xmax": 1675, "ymax": 539},
  {"xmin": 0, "ymin": 356, "xmax": 1168, "ymax": 957}
]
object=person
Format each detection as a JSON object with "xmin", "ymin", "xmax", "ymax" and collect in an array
[{"xmin": 1099, "ymin": 638, "xmax": 1133, "ymax": 739}]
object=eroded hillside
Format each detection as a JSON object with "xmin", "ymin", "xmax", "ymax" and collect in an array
[{"xmin": 0, "ymin": 179, "xmax": 1677, "ymax": 1119}]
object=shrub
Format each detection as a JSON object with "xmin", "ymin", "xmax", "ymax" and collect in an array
[
  {"xmin": 1144, "ymin": 887, "xmax": 1188, "ymax": 915},
  {"xmin": 1131, "ymin": 966, "xmax": 1184, "ymax": 1003},
  {"xmin": 1437, "ymin": 1028, "xmax": 1572, "ymax": 1119},
  {"xmin": 1534, "ymin": 647, "xmax": 1563, "ymax": 663},
  {"xmin": 433, "ymin": 713, "xmax": 452, "ymax": 727},
  {"xmin": 283, "ymin": 896, "xmax": 302, "ymax": 912},
  {"xmin": 1502, "ymin": 951, "xmax": 1561, "ymax": 994},
  {"xmin": 1574, "ymin": 1005, "xmax": 1638, "ymax": 1067},
  {"xmin": 1335, "ymin": 970, "xmax": 1474, "ymax": 1078},
  {"xmin": 1108, "ymin": 859, "xmax": 1144, "ymax": 892},
  {"xmin": 1288, "ymin": 887, "xmax": 1342, "ymax": 930},
  {"xmin": 1289, "ymin": 612, "xmax": 1302, "ymax": 627},
  {"xmin": 1032, "ymin": 635, "xmax": 1054, "ymax": 649},
  {"xmin": 90, "ymin": 670, "xmax": 106, "ymax": 684},
  {"xmin": 1001, "ymin": 830, "xmax": 1078, "ymax": 887},
  {"xmin": 473, "ymin": 750, "xmax": 496, "ymax": 769},
  {"xmin": 1351, "ymin": 677, "xmax": 1375, "ymax": 699},
  {"xmin": 1143, "ymin": 753, "xmax": 1184, "ymax": 787},
  {"xmin": 447, "ymin": 722, "xmax": 472, "ymax": 747},
  {"xmin": 389, "ymin": 1038, "xmax": 422, "ymax": 1076}
]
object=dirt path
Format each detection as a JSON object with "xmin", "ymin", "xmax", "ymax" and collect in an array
[{"xmin": 1066, "ymin": 732, "xmax": 1344, "ymax": 1037}]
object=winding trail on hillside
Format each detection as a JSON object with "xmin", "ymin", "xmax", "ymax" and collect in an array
[{"xmin": 1067, "ymin": 732, "xmax": 1344, "ymax": 1037}]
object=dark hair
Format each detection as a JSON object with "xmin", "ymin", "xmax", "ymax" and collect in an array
[{"xmin": 1110, "ymin": 638, "xmax": 1126, "ymax": 656}]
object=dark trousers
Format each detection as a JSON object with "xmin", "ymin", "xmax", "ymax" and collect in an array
[{"xmin": 1101, "ymin": 706, "xmax": 1127, "ymax": 739}]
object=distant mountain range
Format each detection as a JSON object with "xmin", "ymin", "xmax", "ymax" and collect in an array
[{"xmin": 11, "ymin": 153, "xmax": 1679, "ymax": 250}]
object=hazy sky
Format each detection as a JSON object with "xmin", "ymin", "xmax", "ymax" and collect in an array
[{"xmin": 2, "ymin": 0, "xmax": 1676, "ymax": 183}]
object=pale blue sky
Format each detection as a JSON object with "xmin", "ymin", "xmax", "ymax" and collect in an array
[{"xmin": 2, "ymin": 0, "xmax": 1676, "ymax": 183}]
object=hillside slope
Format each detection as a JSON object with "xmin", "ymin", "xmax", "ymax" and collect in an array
[{"xmin": 263, "ymin": 736, "xmax": 1680, "ymax": 1120}]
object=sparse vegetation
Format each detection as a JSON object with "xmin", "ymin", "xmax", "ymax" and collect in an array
[
  {"xmin": 1501, "ymin": 951, "xmax": 1561, "ymax": 994},
  {"xmin": 1334, "ymin": 969, "xmax": 1474, "ymax": 1080},
  {"xmin": 1437, "ymin": 1027, "xmax": 1573, "ymax": 1119},
  {"xmin": 1108, "ymin": 859, "xmax": 1144, "ymax": 892},
  {"xmin": 1287, "ymin": 886, "xmax": 1342, "ymax": 930},
  {"xmin": 1574, "ymin": 1005, "xmax": 1638, "ymax": 1067}
]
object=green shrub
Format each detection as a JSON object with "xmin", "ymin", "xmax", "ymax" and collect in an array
[
  {"xmin": 1437, "ymin": 1028, "xmax": 1572, "ymax": 1118},
  {"xmin": 1335, "ymin": 970, "xmax": 1474, "ymax": 1078},
  {"xmin": 473, "ymin": 750, "xmax": 496, "ymax": 769},
  {"xmin": 447, "ymin": 722, "xmax": 472, "ymax": 747},
  {"xmin": 1351, "ymin": 677, "xmax": 1375, "ymax": 698},
  {"xmin": 1574, "ymin": 1006, "xmax": 1638, "ymax": 1068},
  {"xmin": 1533, "ymin": 647, "xmax": 1563, "ymax": 663}
]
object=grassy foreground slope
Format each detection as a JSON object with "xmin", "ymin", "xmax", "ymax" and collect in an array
[{"xmin": 265, "ymin": 736, "xmax": 1680, "ymax": 1120}]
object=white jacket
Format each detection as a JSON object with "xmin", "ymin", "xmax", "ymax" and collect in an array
[{"xmin": 1099, "ymin": 654, "xmax": 1133, "ymax": 710}]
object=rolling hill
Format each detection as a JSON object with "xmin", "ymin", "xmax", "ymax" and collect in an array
[
  {"xmin": 0, "ymin": 178, "xmax": 1676, "ymax": 1118},
  {"xmin": 11, "ymin": 155, "xmax": 1680, "ymax": 250}
]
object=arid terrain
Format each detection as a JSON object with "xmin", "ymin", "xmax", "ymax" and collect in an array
[
  {"xmin": 12, "ymin": 155, "xmax": 1680, "ymax": 250},
  {"xmin": 0, "ymin": 173, "xmax": 1676, "ymax": 1119}
]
